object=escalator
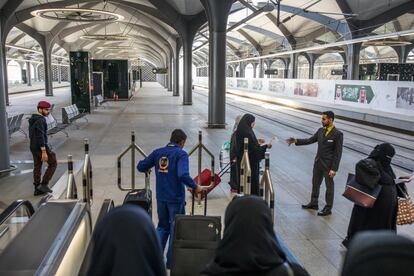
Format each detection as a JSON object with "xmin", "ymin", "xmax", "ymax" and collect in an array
[{"xmin": 0, "ymin": 199, "xmax": 114, "ymax": 276}]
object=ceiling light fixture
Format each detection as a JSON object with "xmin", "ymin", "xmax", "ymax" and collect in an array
[
  {"xmin": 80, "ymin": 34, "xmax": 130, "ymax": 41},
  {"xmin": 30, "ymin": 8, "xmax": 124, "ymax": 22},
  {"xmin": 96, "ymin": 46, "xmax": 132, "ymax": 50}
]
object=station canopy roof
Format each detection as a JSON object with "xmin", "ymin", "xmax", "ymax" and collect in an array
[{"xmin": 1, "ymin": 0, "xmax": 413, "ymax": 67}]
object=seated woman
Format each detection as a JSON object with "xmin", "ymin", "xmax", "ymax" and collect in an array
[
  {"xmin": 86, "ymin": 205, "xmax": 166, "ymax": 276},
  {"xmin": 342, "ymin": 231, "xmax": 414, "ymax": 276},
  {"xmin": 201, "ymin": 196, "xmax": 309, "ymax": 276}
]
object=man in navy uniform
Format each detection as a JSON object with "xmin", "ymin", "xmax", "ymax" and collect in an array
[
  {"xmin": 286, "ymin": 111, "xmax": 343, "ymax": 216},
  {"xmin": 28, "ymin": 101, "xmax": 57, "ymax": 196},
  {"xmin": 137, "ymin": 129, "xmax": 202, "ymax": 268}
]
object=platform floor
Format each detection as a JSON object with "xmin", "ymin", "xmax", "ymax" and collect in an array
[{"xmin": 2, "ymin": 82, "xmax": 414, "ymax": 276}]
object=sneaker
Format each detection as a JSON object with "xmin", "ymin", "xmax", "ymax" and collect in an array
[{"xmin": 34, "ymin": 186, "xmax": 47, "ymax": 196}]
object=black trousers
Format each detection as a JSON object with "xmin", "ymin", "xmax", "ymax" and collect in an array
[
  {"xmin": 310, "ymin": 164, "xmax": 334, "ymax": 209},
  {"xmin": 31, "ymin": 149, "xmax": 57, "ymax": 186}
]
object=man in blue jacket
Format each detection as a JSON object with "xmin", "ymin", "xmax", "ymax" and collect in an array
[{"xmin": 137, "ymin": 129, "xmax": 202, "ymax": 268}]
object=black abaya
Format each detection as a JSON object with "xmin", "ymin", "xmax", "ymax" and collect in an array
[
  {"xmin": 201, "ymin": 196, "xmax": 287, "ymax": 276},
  {"xmin": 86, "ymin": 205, "xmax": 166, "ymax": 276},
  {"xmin": 235, "ymin": 114, "xmax": 267, "ymax": 195},
  {"xmin": 345, "ymin": 143, "xmax": 398, "ymax": 245}
]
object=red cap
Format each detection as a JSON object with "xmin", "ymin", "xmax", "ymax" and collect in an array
[{"xmin": 37, "ymin": 101, "xmax": 51, "ymax": 108}]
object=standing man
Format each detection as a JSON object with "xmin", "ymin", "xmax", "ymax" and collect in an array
[
  {"xmin": 137, "ymin": 129, "xmax": 202, "ymax": 268},
  {"xmin": 286, "ymin": 111, "xmax": 343, "ymax": 216},
  {"xmin": 29, "ymin": 101, "xmax": 57, "ymax": 196}
]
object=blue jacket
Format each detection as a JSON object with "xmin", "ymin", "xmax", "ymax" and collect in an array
[
  {"xmin": 137, "ymin": 143, "xmax": 197, "ymax": 203},
  {"xmin": 28, "ymin": 114, "xmax": 48, "ymax": 151}
]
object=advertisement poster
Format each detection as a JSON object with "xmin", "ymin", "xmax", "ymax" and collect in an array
[
  {"xmin": 268, "ymin": 81, "xmax": 285, "ymax": 93},
  {"xmin": 237, "ymin": 79, "xmax": 248, "ymax": 89},
  {"xmin": 335, "ymin": 84, "xmax": 374, "ymax": 104},
  {"xmin": 294, "ymin": 82, "xmax": 319, "ymax": 97},
  {"xmin": 252, "ymin": 80, "xmax": 263, "ymax": 91},
  {"xmin": 396, "ymin": 87, "xmax": 414, "ymax": 110}
]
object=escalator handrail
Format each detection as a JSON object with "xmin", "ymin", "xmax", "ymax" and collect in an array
[
  {"xmin": 0, "ymin": 200, "xmax": 35, "ymax": 225},
  {"xmin": 96, "ymin": 199, "xmax": 115, "ymax": 225}
]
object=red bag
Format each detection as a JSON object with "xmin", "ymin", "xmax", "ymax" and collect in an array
[{"xmin": 192, "ymin": 169, "xmax": 221, "ymax": 199}]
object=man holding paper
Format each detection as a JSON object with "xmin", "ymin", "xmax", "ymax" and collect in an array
[{"xmin": 286, "ymin": 111, "xmax": 343, "ymax": 216}]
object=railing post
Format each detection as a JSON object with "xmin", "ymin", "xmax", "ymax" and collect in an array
[
  {"xmin": 240, "ymin": 138, "xmax": 251, "ymax": 195},
  {"xmin": 66, "ymin": 155, "xmax": 78, "ymax": 199},
  {"xmin": 131, "ymin": 131, "xmax": 136, "ymax": 190},
  {"xmin": 261, "ymin": 152, "xmax": 275, "ymax": 223}
]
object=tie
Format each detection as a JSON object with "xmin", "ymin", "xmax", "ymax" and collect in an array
[{"xmin": 324, "ymin": 127, "xmax": 329, "ymax": 137}]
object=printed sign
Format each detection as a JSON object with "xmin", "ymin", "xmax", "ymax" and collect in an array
[
  {"xmin": 268, "ymin": 81, "xmax": 285, "ymax": 93},
  {"xmin": 294, "ymin": 82, "xmax": 319, "ymax": 97},
  {"xmin": 237, "ymin": 79, "xmax": 248, "ymax": 89},
  {"xmin": 252, "ymin": 80, "xmax": 263, "ymax": 91},
  {"xmin": 335, "ymin": 84, "xmax": 374, "ymax": 104},
  {"xmin": 396, "ymin": 87, "xmax": 414, "ymax": 110}
]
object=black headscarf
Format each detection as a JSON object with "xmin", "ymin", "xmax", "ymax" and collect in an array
[
  {"xmin": 236, "ymin": 114, "xmax": 257, "ymax": 142},
  {"xmin": 202, "ymin": 196, "xmax": 286, "ymax": 276},
  {"xmin": 369, "ymin": 143, "xmax": 396, "ymax": 180},
  {"xmin": 86, "ymin": 205, "xmax": 166, "ymax": 276},
  {"xmin": 342, "ymin": 231, "xmax": 414, "ymax": 276}
]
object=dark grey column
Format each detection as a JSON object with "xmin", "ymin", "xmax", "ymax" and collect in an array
[
  {"xmin": 1, "ymin": 43, "xmax": 9, "ymax": 106},
  {"xmin": 58, "ymin": 60, "xmax": 62, "ymax": 84},
  {"xmin": 0, "ymin": 22, "xmax": 10, "ymax": 171},
  {"xmin": 168, "ymin": 54, "xmax": 172, "ymax": 91},
  {"xmin": 43, "ymin": 47, "xmax": 54, "ymax": 96},
  {"xmin": 288, "ymin": 53, "xmax": 298, "ymax": 79},
  {"xmin": 26, "ymin": 61, "xmax": 32, "ymax": 86},
  {"xmin": 201, "ymin": 0, "xmax": 233, "ymax": 128},
  {"xmin": 253, "ymin": 63, "xmax": 257, "ymax": 78},
  {"xmin": 173, "ymin": 39, "xmax": 181, "ymax": 97},
  {"xmin": 182, "ymin": 32, "xmax": 196, "ymax": 105},
  {"xmin": 240, "ymin": 62, "xmax": 245, "ymax": 77},
  {"xmin": 393, "ymin": 45, "xmax": 414, "ymax": 64},
  {"xmin": 259, "ymin": 59, "xmax": 264, "ymax": 78},
  {"xmin": 308, "ymin": 54, "xmax": 320, "ymax": 79},
  {"xmin": 283, "ymin": 58, "xmax": 290, "ymax": 78},
  {"xmin": 345, "ymin": 43, "xmax": 361, "ymax": 80}
]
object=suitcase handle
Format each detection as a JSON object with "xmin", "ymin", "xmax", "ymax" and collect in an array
[{"xmin": 191, "ymin": 189, "xmax": 208, "ymax": 216}]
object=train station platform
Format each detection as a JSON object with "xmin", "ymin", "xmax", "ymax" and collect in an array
[
  {"xmin": 194, "ymin": 82, "xmax": 414, "ymax": 134},
  {"xmin": 2, "ymin": 82, "xmax": 414, "ymax": 276},
  {"xmin": 8, "ymin": 82, "xmax": 70, "ymax": 95}
]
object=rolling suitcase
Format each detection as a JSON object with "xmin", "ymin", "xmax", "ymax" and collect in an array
[
  {"xmin": 171, "ymin": 191, "xmax": 222, "ymax": 276},
  {"xmin": 191, "ymin": 161, "xmax": 233, "ymax": 199},
  {"xmin": 123, "ymin": 188, "xmax": 152, "ymax": 217}
]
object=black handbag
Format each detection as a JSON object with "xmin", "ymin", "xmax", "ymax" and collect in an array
[{"xmin": 343, "ymin": 173, "xmax": 382, "ymax": 208}]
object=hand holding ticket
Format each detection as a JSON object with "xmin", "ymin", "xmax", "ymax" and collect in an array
[{"xmin": 396, "ymin": 173, "xmax": 414, "ymax": 184}]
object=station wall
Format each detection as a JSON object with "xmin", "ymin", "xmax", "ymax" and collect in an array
[{"xmin": 194, "ymin": 77, "xmax": 414, "ymax": 117}]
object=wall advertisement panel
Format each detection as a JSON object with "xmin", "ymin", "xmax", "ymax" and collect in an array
[{"xmin": 196, "ymin": 77, "xmax": 414, "ymax": 117}]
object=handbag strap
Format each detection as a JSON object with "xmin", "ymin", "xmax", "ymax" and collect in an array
[{"xmin": 397, "ymin": 184, "xmax": 410, "ymax": 199}]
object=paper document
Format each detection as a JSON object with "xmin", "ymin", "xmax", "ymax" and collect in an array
[
  {"xmin": 395, "ymin": 173, "xmax": 414, "ymax": 184},
  {"xmin": 269, "ymin": 136, "xmax": 279, "ymax": 144}
]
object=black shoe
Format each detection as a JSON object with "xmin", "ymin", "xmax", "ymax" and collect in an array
[
  {"xmin": 301, "ymin": 203, "xmax": 318, "ymax": 210},
  {"xmin": 317, "ymin": 207, "xmax": 332, "ymax": 216},
  {"xmin": 39, "ymin": 184, "xmax": 53, "ymax": 193},
  {"xmin": 342, "ymin": 238, "xmax": 349, "ymax": 248},
  {"xmin": 34, "ymin": 186, "xmax": 47, "ymax": 196}
]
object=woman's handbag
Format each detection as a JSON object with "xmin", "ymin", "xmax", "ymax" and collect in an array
[
  {"xmin": 396, "ymin": 185, "xmax": 414, "ymax": 225},
  {"xmin": 342, "ymin": 173, "xmax": 382, "ymax": 208}
]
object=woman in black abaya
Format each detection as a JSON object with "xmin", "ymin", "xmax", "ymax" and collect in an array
[
  {"xmin": 342, "ymin": 143, "xmax": 398, "ymax": 248},
  {"xmin": 86, "ymin": 205, "xmax": 166, "ymax": 276},
  {"xmin": 201, "ymin": 196, "xmax": 309, "ymax": 276},
  {"xmin": 236, "ymin": 114, "xmax": 271, "ymax": 195}
]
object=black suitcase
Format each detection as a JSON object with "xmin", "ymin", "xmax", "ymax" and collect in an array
[
  {"xmin": 123, "ymin": 188, "xmax": 152, "ymax": 218},
  {"xmin": 171, "ymin": 191, "xmax": 221, "ymax": 276}
]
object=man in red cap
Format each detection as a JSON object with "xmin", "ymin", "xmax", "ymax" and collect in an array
[{"xmin": 28, "ymin": 101, "xmax": 57, "ymax": 195}]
